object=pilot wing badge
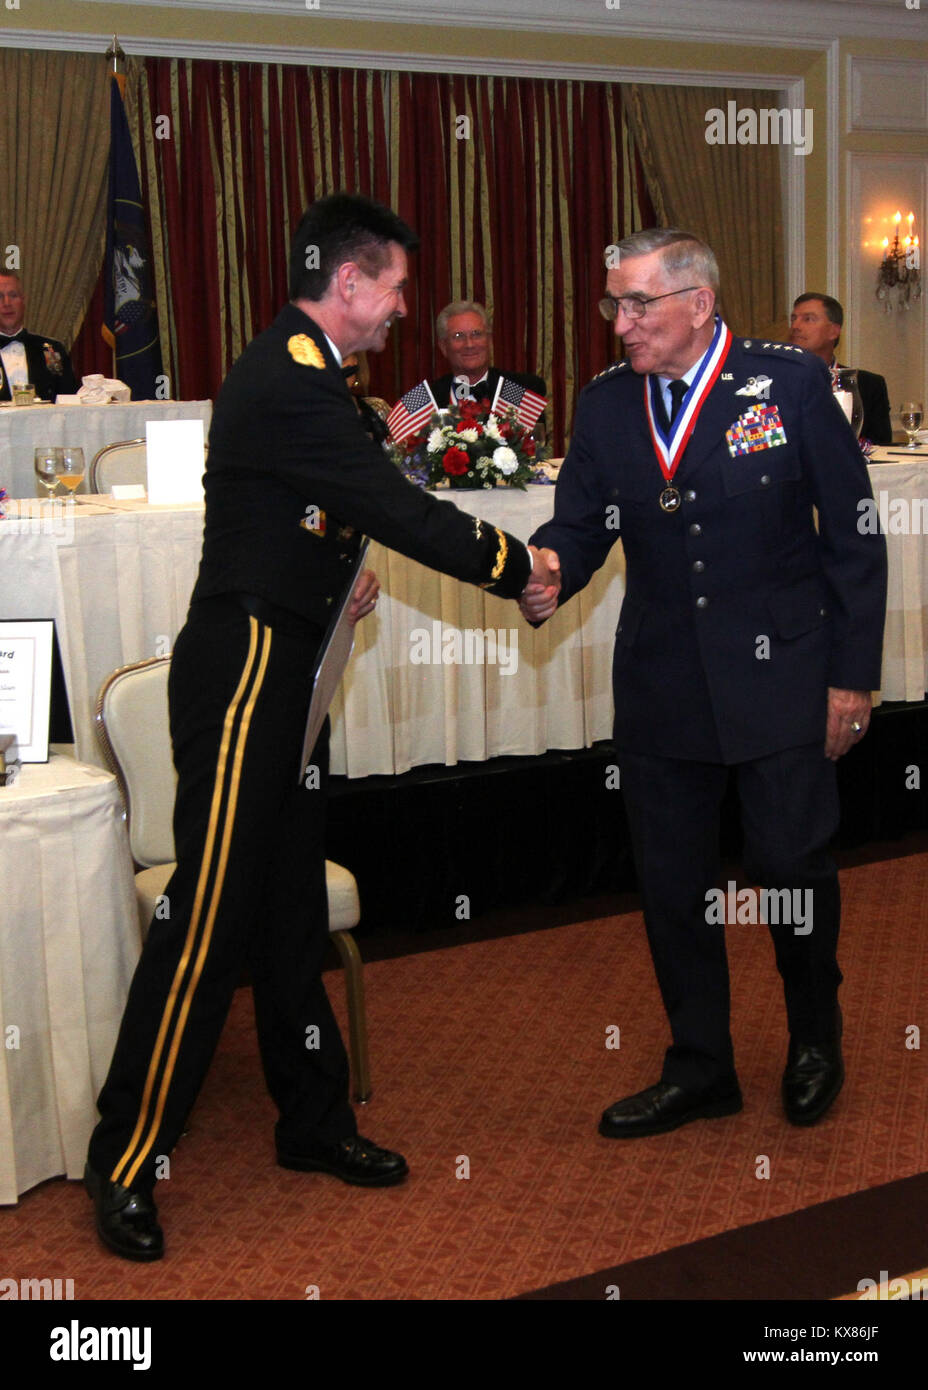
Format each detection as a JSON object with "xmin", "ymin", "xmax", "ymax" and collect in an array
[{"xmin": 734, "ymin": 373, "xmax": 773, "ymax": 400}]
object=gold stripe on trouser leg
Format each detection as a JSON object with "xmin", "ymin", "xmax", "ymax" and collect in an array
[
  {"xmin": 111, "ymin": 618, "xmax": 263, "ymax": 1188},
  {"xmin": 122, "ymin": 623, "xmax": 272, "ymax": 1189}
]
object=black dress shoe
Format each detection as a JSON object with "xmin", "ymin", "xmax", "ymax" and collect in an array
[
  {"xmin": 599, "ymin": 1081, "xmax": 743, "ymax": 1139},
  {"xmin": 782, "ymin": 1039, "xmax": 844, "ymax": 1125},
  {"xmin": 84, "ymin": 1164, "xmax": 164, "ymax": 1262},
  {"xmin": 276, "ymin": 1135, "xmax": 409, "ymax": 1187}
]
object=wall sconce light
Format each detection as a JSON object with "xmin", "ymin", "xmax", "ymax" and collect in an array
[{"xmin": 877, "ymin": 211, "xmax": 921, "ymax": 311}]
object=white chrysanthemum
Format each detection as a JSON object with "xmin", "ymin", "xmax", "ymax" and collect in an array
[
  {"xmin": 457, "ymin": 427, "xmax": 479, "ymax": 443},
  {"xmin": 427, "ymin": 428, "xmax": 446, "ymax": 453},
  {"xmin": 484, "ymin": 418, "xmax": 504, "ymax": 442},
  {"xmin": 493, "ymin": 446, "xmax": 518, "ymax": 476}
]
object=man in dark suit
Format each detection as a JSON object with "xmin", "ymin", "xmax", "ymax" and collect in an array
[
  {"xmin": 86, "ymin": 194, "xmax": 554, "ymax": 1262},
  {"xmin": 521, "ymin": 229, "xmax": 886, "ymax": 1139},
  {"xmin": 789, "ymin": 292, "xmax": 893, "ymax": 444},
  {"xmin": 427, "ymin": 300, "xmax": 546, "ymax": 410},
  {"xmin": 0, "ymin": 272, "xmax": 78, "ymax": 401}
]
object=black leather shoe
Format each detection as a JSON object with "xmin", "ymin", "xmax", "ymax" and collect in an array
[
  {"xmin": 782, "ymin": 1040, "xmax": 844, "ymax": 1125},
  {"xmin": 599, "ymin": 1081, "xmax": 743, "ymax": 1139},
  {"xmin": 84, "ymin": 1163, "xmax": 163, "ymax": 1262},
  {"xmin": 276, "ymin": 1135, "xmax": 409, "ymax": 1187}
]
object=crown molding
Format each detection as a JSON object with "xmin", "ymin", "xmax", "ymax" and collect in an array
[
  {"xmin": 7, "ymin": 0, "xmax": 920, "ymax": 45},
  {"xmin": 0, "ymin": 28, "xmax": 814, "ymax": 84}
]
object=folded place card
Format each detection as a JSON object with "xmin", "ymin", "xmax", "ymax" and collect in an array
[{"xmin": 145, "ymin": 419, "xmax": 206, "ymax": 504}]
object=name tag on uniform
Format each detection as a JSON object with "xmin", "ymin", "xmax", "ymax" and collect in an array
[{"xmin": 726, "ymin": 404, "xmax": 787, "ymax": 457}]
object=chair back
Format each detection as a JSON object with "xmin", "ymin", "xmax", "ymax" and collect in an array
[
  {"xmin": 89, "ymin": 438, "xmax": 147, "ymax": 494},
  {"xmin": 95, "ymin": 657, "xmax": 176, "ymax": 867}
]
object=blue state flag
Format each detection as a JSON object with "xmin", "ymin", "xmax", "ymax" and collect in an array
[{"xmin": 103, "ymin": 75, "xmax": 163, "ymax": 399}]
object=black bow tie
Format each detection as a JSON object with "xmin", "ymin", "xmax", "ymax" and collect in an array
[{"xmin": 0, "ymin": 331, "xmax": 24, "ymax": 346}]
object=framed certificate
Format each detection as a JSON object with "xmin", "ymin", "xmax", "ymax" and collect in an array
[{"xmin": 0, "ymin": 620, "xmax": 54, "ymax": 762}]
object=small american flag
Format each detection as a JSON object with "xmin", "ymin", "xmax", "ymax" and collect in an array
[
  {"xmin": 490, "ymin": 376, "xmax": 547, "ymax": 430},
  {"xmin": 386, "ymin": 380, "xmax": 437, "ymax": 443}
]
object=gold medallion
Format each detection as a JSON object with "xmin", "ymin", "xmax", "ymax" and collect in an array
[
  {"xmin": 659, "ymin": 486, "xmax": 682, "ymax": 513},
  {"xmin": 287, "ymin": 334, "xmax": 326, "ymax": 368}
]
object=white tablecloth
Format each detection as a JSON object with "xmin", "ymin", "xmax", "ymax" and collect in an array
[
  {"xmin": 0, "ymin": 755, "xmax": 140, "ymax": 1203},
  {"xmin": 0, "ymin": 487, "xmax": 623, "ymax": 777},
  {"xmin": 867, "ymin": 448, "xmax": 928, "ymax": 703},
  {"xmin": 0, "ymin": 461, "xmax": 924, "ymax": 780},
  {"xmin": 0, "ymin": 399, "xmax": 212, "ymax": 498}
]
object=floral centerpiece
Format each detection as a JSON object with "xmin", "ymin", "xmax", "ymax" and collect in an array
[{"xmin": 392, "ymin": 396, "xmax": 548, "ymax": 490}]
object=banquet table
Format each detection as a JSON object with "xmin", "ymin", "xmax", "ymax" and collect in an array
[
  {"xmin": 0, "ymin": 457, "xmax": 926, "ymax": 778},
  {"xmin": 0, "ymin": 487, "xmax": 622, "ymax": 776},
  {"xmin": 0, "ymin": 754, "xmax": 140, "ymax": 1203},
  {"xmin": 0, "ymin": 398, "xmax": 212, "ymax": 498},
  {"xmin": 867, "ymin": 446, "xmax": 928, "ymax": 703}
]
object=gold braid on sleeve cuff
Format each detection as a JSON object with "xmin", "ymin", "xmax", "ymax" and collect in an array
[{"xmin": 478, "ymin": 528, "xmax": 508, "ymax": 589}]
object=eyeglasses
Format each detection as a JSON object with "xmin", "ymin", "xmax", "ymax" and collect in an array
[
  {"xmin": 447, "ymin": 330, "xmax": 488, "ymax": 344},
  {"xmin": 598, "ymin": 286, "xmax": 701, "ymax": 322}
]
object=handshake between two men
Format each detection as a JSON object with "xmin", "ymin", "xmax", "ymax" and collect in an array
[
  {"xmin": 350, "ymin": 544, "xmax": 564, "ymax": 627},
  {"xmin": 521, "ymin": 546, "xmax": 562, "ymax": 622}
]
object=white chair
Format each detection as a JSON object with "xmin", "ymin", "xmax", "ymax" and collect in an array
[
  {"xmin": 89, "ymin": 438, "xmax": 147, "ymax": 494},
  {"xmin": 94, "ymin": 655, "xmax": 372, "ymax": 1102}
]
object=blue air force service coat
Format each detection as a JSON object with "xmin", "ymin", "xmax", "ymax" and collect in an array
[{"xmin": 529, "ymin": 333, "xmax": 888, "ymax": 765}]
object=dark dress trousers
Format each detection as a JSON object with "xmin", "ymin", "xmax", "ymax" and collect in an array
[
  {"xmin": 428, "ymin": 366, "xmax": 547, "ymax": 409},
  {"xmin": 89, "ymin": 304, "xmax": 531, "ymax": 1194},
  {"xmin": 0, "ymin": 329, "xmax": 78, "ymax": 401},
  {"xmin": 530, "ymin": 332, "xmax": 887, "ymax": 1090}
]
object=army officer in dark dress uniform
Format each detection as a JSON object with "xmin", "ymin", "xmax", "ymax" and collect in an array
[{"xmin": 85, "ymin": 194, "xmax": 557, "ymax": 1262}]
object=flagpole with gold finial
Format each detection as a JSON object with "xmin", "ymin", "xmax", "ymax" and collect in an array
[{"xmin": 101, "ymin": 36, "xmax": 126, "ymax": 366}]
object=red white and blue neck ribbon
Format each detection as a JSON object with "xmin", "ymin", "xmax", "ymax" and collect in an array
[{"xmin": 644, "ymin": 316, "xmax": 733, "ymax": 483}]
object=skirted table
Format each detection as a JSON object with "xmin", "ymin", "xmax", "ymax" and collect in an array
[
  {"xmin": 0, "ymin": 460, "xmax": 925, "ymax": 780},
  {"xmin": 0, "ymin": 398, "xmax": 212, "ymax": 499},
  {"xmin": 0, "ymin": 754, "xmax": 140, "ymax": 1203}
]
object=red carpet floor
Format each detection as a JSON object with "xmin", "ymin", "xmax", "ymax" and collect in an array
[{"xmin": 3, "ymin": 855, "xmax": 926, "ymax": 1300}]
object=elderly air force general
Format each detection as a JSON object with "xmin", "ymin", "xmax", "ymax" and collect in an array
[{"xmin": 522, "ymin": 229, "xmax": 887, "ymax": 1139}]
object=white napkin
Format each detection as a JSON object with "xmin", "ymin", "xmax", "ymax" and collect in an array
[{"xmin": 77, "ymin": 374, "xmax": 132, "ymax": 404}]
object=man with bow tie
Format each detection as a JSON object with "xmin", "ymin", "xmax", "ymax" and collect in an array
[
  {"xmin": 521, "ymin": 229, "xmax": 887, "ymax": 1138},
  {"xmin": 427, "ymin": 300, "xmax": 546, "ymax": 411},
  {"xmin": 0, "ymin": 272, "xmax": 78, "ymax": 402}
]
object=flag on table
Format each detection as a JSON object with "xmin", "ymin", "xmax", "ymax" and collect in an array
[
  {"xmin": 386, "ymin": 380, "xmax": 437, "ymax": 443},
  {"xmin": 102, "ymin": 74, "xmax": 164, "ymax": 399},
  {"xmin": 490, "ymin": 376, "xmax": 547, "ymax": 430}
]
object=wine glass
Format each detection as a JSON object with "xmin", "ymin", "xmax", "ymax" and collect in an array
[
  {"xmin": 900, "ymin": 402, "xmax": 923, "ymax": 450},
  {"xmin": 831, "ymin": 368, "xmax": 864, "ymax": 440},
  {"xmin": 34, "ymin": 446, "xmax": 62, "ymax": 497},
  {"xmin": 54, "ymin": 446, "xmax": 85, "ymax": 494}
]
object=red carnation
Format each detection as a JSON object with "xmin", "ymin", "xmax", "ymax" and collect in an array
[
  {"xmin": 498, "ymin": 421, "xmax": 513, "ymax": 439},
  {"xmin": 459, "ymin": 399, "xmax": 481, "ymax": 420},
  {"xmin": 443, "ymin": 446, "xmax": 470, "ymax": 476}
]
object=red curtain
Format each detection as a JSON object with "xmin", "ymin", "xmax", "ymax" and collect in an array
[{"xmin": 73, "ymin": 60, "xmax": 654, "ymax": 453}]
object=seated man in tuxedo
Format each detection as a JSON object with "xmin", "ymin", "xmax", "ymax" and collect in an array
[
  {"xmin": 0, "ymin": 272, "xmax": 78, "ymax": 402},
  {"xmin": 789, "ymin": 293, "xmax": 892, "ymax": 444},
  {"xmin": 428, "ymin": 300, "xmax": 546, "ymax": 410}
]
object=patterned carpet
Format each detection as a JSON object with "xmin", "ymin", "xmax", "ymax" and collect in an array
[{"xmin": 3, "ymin": 855, "xmax": 927, "ymax": 1301}]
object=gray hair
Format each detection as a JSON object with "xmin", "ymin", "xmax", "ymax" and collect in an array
[
  {"xmin": 436, "ymin": 300, "xmax": 490, "ymax": 340},
  {"xmin": 608, "ymin": 228, "xmax": 720, "ymax": 295}
]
